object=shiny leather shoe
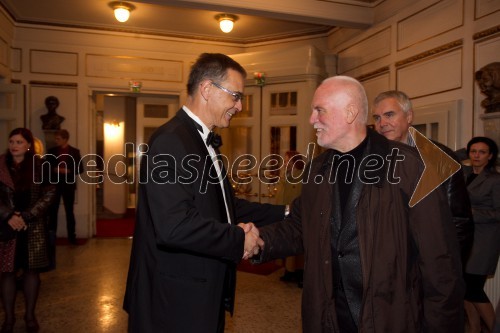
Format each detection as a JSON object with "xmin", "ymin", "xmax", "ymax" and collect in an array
[{"xmin": 25, "ymin": 318, "xmax": 39, "ymax": 333}]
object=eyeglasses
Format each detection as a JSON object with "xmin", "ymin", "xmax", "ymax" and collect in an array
[{"xmin": 211, "ymin": 81, "xmax": 244, "ymax": 103}]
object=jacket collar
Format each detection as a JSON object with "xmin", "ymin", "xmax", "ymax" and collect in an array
[
  {"xmin": 318, "ymin": 128, "xmax": 391, "ymax": 187},
  {"xmin": 465, "ymin": 166, "xmax": 495, "ymax": 188}
]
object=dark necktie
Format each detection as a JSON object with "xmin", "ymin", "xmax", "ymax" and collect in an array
[{"xmin": 206, "ymin": 131, "xmax": 222, "ymax": 149}]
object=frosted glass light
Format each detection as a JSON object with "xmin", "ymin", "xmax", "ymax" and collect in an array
[
  {"xmin": 219, "ymin": 19, "xmax": 234, "ymax": 33},
  {"xmin": 114, "ymin": 7, "xmax": 130, "ymax": 22}
]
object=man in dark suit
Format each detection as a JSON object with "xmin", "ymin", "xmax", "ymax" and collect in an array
[
  {"xmin": 123, "ymin": 53, "xmax": 286, "ymax": 332},
  {"xmin": 47, "ymin": 129, "xmax": 83, "ymax": 245},
  {"xmin": 371, "ymin": 90, "xmax": 474, "ymax": 264}
]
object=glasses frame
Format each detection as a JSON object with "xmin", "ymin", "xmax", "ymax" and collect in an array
[{"xmin": 210, "ymin": 81, "xmax": 244, "ymax": 103}]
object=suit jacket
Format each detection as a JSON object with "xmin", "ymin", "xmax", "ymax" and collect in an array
[
  {"xmin": 46, "ymin": 144, "xmax": 83, "ymax": 186},
  {"xmin": 463, "ymin": 166, "xmax": 500, "ymax": 275},
  {"xmin": 123, "ymin": 108, "xmax": 284, "ymax": 333}
]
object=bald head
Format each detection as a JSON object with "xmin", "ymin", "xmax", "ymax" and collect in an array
[
  {"xmin": 323, "ymin": 76, "xmax": 369, "ymax": 124},
  {"xmin": 310, "ymin": 76, "xmax": 368, "ymax": 151}
]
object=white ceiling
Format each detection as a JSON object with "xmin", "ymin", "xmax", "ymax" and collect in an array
[{"xmin": 0, "ymin": 0, "xmax": 378, "ymax": 44}]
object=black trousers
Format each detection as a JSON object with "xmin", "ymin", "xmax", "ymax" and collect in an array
[{"xmin": 49, "ymin": 183, "xmax": 77, "ymax": 240}]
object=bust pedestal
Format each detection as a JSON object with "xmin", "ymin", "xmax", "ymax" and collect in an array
[
  {"xmin": 480, "ymin": 112, "xmax": 500, "ymax": 145},
  {"xmin": 480, "ymin": 112, "xmax": 500, "ymax": 166},
  {"xmin": 43, "ymin": 130, "xmax": 59, "ymax": 151}
]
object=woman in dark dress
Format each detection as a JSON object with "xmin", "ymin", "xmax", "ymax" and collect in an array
[{"xmin": 0, "ymin": 128, "xmax": 55, "ymax": 333}]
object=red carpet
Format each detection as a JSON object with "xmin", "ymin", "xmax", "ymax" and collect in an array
[
  {"xmin": 96, "ymin": 211, "xmax": 280, "ymax": 275},
  {"xmin": 96, "ymin": 210, "xmax": 136, "ymax": 237},
  {"xmin": 96, "ymin": 217, "xmax": 135, "ymax": 237},
  {"xmin": 237, "ymin": 259, "xmax": 282, "ymax": 275},
  {"xmin": 55, "ymin": 238, "xmax": 88, "ymax": 246}
]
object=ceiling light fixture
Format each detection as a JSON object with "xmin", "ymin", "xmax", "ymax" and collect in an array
[
  {"xmin": 109, "ymin": 1, "xmax": 136, "ymax": 23},
  {"xmin": 215, "ymin": 14, "xmax": 238, "ymax": 33}
]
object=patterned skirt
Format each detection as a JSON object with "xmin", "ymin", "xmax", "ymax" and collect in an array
[{"xmin": 0, "ymin": 238, "xmax": 16, "ymax": 272}]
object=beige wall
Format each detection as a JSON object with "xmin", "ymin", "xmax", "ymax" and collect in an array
[{"xmin": 329, "ymin": 0, "xmax": 500, "ymax": 150}]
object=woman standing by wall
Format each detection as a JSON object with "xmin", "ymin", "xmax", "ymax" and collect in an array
[
  {"xmin": 463, "ymin": 136, "xmax": 500, "ymax": 333},
  {"xmin": 0, "ymin": 128, "xmax": 55, "ymax": 333}
]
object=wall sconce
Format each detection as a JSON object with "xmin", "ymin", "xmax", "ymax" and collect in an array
[
  {"xmin": 109, "ymin": 1, "xmax": 136, "ymax": 23},
  {"xmin": 215, "ymin": 14, "xmax": 238, "ymax": 33}
]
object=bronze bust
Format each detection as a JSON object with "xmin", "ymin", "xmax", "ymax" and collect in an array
[
  {"xmin": 475, "ymin": 62, "xmax": 500, "ymax": 114},
  {"xmin": 40, "ymin": 96, "xmax": 65, "ymax": 130}
]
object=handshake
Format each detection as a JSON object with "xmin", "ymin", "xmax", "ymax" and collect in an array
[{"xmin": 238, "ymin": 223, "xmax": 264, "ymax": 260}]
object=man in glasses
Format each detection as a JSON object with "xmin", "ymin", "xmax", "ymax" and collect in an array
[{"xmin": 124, "ymin": 53, "xmax": 286, "ymax": 332}]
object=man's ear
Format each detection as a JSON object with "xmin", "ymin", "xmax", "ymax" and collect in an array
[
  {"xmin": 407, "ymin": 109, "xmax": 413, "ymax": 124},
  {"xmin": 199, "ymin": 80, "xmax": 211, "ymax": 101},
  {"xmin": 346, "ymin": 104, "xmax": 359, "ymax": 124}
]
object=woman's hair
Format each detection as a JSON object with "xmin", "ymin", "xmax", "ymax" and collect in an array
[
  {"xmin": 6, "ymin": 128, "xmax": 37, "ymax": 188},
  {"xmin": 8, "ymin": 127, "xmax": 35, "ymax": 152},
  {"xmin": 466, "ymin": 136, "xmax": 499, "ymax": 169}
]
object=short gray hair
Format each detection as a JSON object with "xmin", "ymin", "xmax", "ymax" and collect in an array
[{"xmin": 373, "ymin": 90, "xmax": 412, "ymax": 114}]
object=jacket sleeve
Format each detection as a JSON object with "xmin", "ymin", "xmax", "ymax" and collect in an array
[
  {"xmin": 439, "ymin": 143, "xmax": 474, "ymax": 261},
  {"xmin": 234, "ymin": 198, "xmax": 285, "ymax": 227},
  {"xmin": 472, "ymin": 173, "xmax": 500, "ymax": 224},
  {"xmin": 142, "ymin": 131, "xmax": 246, "ymax": 264},
  {"xmin": 256, "ymin": 196, "xmax": 304, "ymax": 262},
  {"xmin": 21, "ymin": 161, "xmax": 56, "ymax": 222},
  {"xmin": 409, "ymin": 172, "xmax": 465, "ymax": 332},
  {"xmin": 21, "ymin": 184, "xmax": 56, "ymax": 222},
  {"xmin": 0, "ymin": 189, "xmax": 14, "ymax": 223}
]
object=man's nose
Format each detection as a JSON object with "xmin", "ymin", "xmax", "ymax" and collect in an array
[
  {"xmin": 379, "ymin": 117, "xmax": 389, "ymax": 127},
  {"xmin": 309, "ymin": 111, "xmax": 317, "ymax": 125},
  {"xmin": 235, "ymin": 99, "xmax": 243, "ymax": 111}
]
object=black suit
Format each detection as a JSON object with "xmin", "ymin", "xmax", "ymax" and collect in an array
[
  {"xmin": 124, "ymin": 108, "xmax": 284, "ymax": 332},
  {"xmin": 46, "ymin": 144, "xmax": 83, "ymax": 242}
]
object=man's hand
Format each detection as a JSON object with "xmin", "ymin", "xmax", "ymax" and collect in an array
[{"xmin": 238, "ymin": 223, "xmax": 264, "ymax": 260}]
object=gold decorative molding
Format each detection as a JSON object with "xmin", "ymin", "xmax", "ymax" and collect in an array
[
  {"xmin": 357, "ymin": 66, "xmax": 390, "ymax": 82},
  {"xmin": 396, "ymin": 39, "xmax": 463, "ymax": 68},
  {"xmin": 29, "ymin": 80, "xmax": 77, "ymax": 87},
  {"xmin": 473, "ymin": 25, "xmax": 500, "ymax": 40}
]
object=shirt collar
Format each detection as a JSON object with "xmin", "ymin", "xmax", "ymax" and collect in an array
[{"xmin": 182, "ymin": 105, "xmax": 209, "ymax": 140}]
